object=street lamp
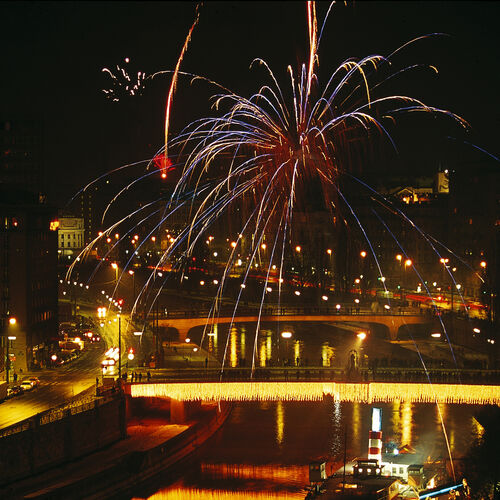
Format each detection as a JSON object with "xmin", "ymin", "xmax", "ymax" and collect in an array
[
  {"xmin": 5, "ymin": 317, "xmax": 17, "ymax": 383},
  {"xmin": 128, "ymin": 269, "xmax": 135, "ymax": 309},
  {"xmin": 281, "ymin": 331, "xmax": 292, "ymax": 366}
]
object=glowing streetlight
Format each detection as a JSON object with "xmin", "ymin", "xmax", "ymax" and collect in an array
[
  {"xmin": 396, "ymin": 254, "xmax": 402, "ymax": 262},
  {"xmin": 360, "ymin": 251, "xmax": 367, "ymax": 258},
  {"xmin": 8, "ymin": 317, "xmax": 16, "ymax": 326},
  {"xmin": 295, "ymin": 245, "xmax": 301, "ymax": 253},
  {"xmin": 480, "ymin": 261, "xmax": 487, "ymax": 269}
]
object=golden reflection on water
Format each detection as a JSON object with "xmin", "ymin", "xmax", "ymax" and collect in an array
[
  {"xmin": 230, "ymin": 327, "xmax": 238, "ymax": 367},
  {"xmin": 401, "ymin": 401, "xmax": 413, "ymax": 447},
  {"xmin": 200, "ymin": 463, "xmax": 307, "ymax": 483},
  {"xmin": 276, "ymin": 400, "xmax": 284, "ymax": 445},
  {"xmin": 260, "ymin": 340, "xmax": 267, "ymax": 367},
  {"xmin": 144, "ymin": 489, "xmax": 303, "ymax": 499},
  {"xmin": 391, "ymin": 401, "xmax": 413, "ymax": 448},
  {"xmin": 351, "ymin": 402, "xmax": 361, "ymax": 445},
  {"xmin": 143, "ymin": 464, "xmax": 307, "ymax": 499},
  {"xmin": 471, "ymin": 416, "xmax": 484, "ymax": 440},
  {"xmin": 240, "ymin": 325, "xmax": 246, "ymax": 359}
]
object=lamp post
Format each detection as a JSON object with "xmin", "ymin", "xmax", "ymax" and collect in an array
[
  {"xmin": 128, "ymin": 270, "xmax": 135, "ymax": 310},
  {"xmin": 281, "ymin": 331, "xmax": 292, "ymax": 366},
  {"xmin": 118, "ymin": 314, "xmax": 122, "ymax": 381},
  {"xmin": 5, "ymin": 317, "xmax": 17, "ymax": 383}
]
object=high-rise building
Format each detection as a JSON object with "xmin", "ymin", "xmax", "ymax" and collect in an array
[{"xmin": 0, "ymin": 189, "xmax": 58, "ymax": 373}]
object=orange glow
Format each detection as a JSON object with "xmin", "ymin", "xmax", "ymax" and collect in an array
[
  {"xmin": 396, "ymin": 254, "xmax": 402, "ymax": 261},
  {"xmin": 360, "ymin": 251, "xmax": 367, "ymax": 258},
  {"xmin": 9, "ymin": 317, "xmax": 17, "ymax": 326},
  {"xmin": 295, "ymin": 245, "xmax": 301, "ymax": 253},
  {"xmin": 111, "ymin": 262, "xmax": 118, "ymax": 269},
  {"xmin": 230, "ymin": 241, "xmax": 237, "ymax": 248},
  {"xmin": 49, "ymin": 220, "xmax": 59, "ymax": 231},
  {"xmin": 480, "ymin": 261, "xmax": 487, "ymax": 268},
  {"xmin": 147, "ymin": 487, "xmax": 301, "ymax": 499},
  {"xmin": 405, "ymin": 259, "xmax": 412, "ymax": 267},
  {"xmin": 130, "ymin": 381, "xmax": 500, "ymax": 405}
]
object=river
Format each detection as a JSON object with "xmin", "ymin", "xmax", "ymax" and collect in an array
[
  {"xmin": 130, "ymin": 400, "xmax": 482, "ymax": 499},
  {"xmin": 130, "ymin": 322, "xmax": 482, "ymax": 499}
]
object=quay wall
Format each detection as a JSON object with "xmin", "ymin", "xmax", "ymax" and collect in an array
[{"xmin": 0, "ymin": 394, "xmax": 125, "ymax": 487}]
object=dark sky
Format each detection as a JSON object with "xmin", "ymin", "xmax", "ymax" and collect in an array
[{"xmin": 1, "ymin": 1, "xmax": 498, "ymax": 205}]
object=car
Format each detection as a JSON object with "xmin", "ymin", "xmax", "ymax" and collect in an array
[
  {"xmin": 28, "ymin": 377, "xmax": 40, "ymax": 387},
  {"xmin": 7, "ymin": 385, "xmax": 25, "ymax": 398},
  {"xmin": 20, "ymin": 381, "xmax": 34, "ymax": 391}
]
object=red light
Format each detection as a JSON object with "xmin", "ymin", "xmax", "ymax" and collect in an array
[{"xmin": 153, "ymin": 154, "xmax": 174, "ymax": 179}]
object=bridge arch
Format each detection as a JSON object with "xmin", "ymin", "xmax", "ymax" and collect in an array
[{"xmin": 158, "ymin": 314, "xmax": 430, "ymax": 342}]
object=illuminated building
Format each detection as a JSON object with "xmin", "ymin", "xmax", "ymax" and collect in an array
[
  {"xmin": 57, "ymin": 215, "xmax": 85, "ymax": 259},
  {"xmin": 0, "ymin": 189, "xmax": 58, "ymax": 372}
]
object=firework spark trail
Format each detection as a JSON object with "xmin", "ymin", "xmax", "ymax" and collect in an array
[
  {"xmin": 217, "ymin": 199, "xmax": 282, "ymax": 378},
  {"xmin": 370, "ymin": 208, "xmax": 461, "ymax": 377},
  {"xmin": 79, "ymin": 203, "xmax": 164, "ymax": 287},
  {"xmin": 372, "ymin": 207, "xmax": 464, "ymax": 481},
  {"xmin": 67, "ymin": 3, "xmax": 486, "ymax": 473},
  {"xmin": 163, "ymin": 4, "xmax": 201, "ymax": 165},
  {"xmin": 349, "ymin": 171, "xmax": 471, "ymax": 321},
  {"xmin": 66, "ymin": 159, "xmax": 149, "ymax": 209},
  {"xmin": 333, "ymin": 187, "xmax": 391, "ymax": 302},
  {"xmin": 101, "ymin": 166, "xmax": 171, "ymax": 225}
]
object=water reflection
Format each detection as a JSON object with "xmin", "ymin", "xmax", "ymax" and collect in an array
[
  {"xmin": 194, "ymin": 321, "xmax": 432, "ymax": 372},
  {"xmin": 139, "ymin": 401, "xmax": 481, "ymax": 500},
  {"xmin": 276, "ymin": 400, "xmax": 284, "ymax": 446},
  {"xmin": 144, "ymin": 488, "xmax": 304, "ymax": 499}
]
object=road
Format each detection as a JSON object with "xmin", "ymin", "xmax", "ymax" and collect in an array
[{"xmin": 0, "ymin": 342, "xmax": 105, "ymax": 430}]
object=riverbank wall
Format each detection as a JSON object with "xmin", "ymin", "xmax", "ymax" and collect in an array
[
  {"xmin": 0, "ymin": 391, "xmax": 125, "ymax": 488},
  {"xmin": 3, "ymin": 400, "xmax": 231, "ymax": 499}
]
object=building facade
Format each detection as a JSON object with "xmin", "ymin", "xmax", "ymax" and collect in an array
[
  {"xmin": 0, "ymin": 190, "xmax": 58, "ymax": 374},
  {"xmin": 58, "ymin": 215, "xmax": 85, "ymax": 259}
]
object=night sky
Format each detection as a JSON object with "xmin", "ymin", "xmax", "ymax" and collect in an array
[{"xmin": 1, "ymin": 1, "xmax": 498, "ymax": 206}]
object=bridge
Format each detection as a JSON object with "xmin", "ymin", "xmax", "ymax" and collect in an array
[
  {"xmin": 128, "ymin": 380, "xmax": 500, "ymax": 405},
  {"xmin": 125, "ymin": 367, "xmax": 500, "ymax": 405},
  {"xmin": 158, "ymin": 309, "xmax": 431, "ymax": 341}
]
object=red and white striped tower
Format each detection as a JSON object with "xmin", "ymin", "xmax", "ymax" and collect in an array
[{"xmin": 368, "ymin": 408, "xmax": 382, "ymax": 464}]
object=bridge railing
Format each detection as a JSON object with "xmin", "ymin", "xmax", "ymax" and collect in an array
[
  {"xmin": 155, "ymin": 306, "xmax": 425, "ymax": 320},
  {"xmin": 130, "ymin": 367, "xmax": 500, "ymax": 385}
]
